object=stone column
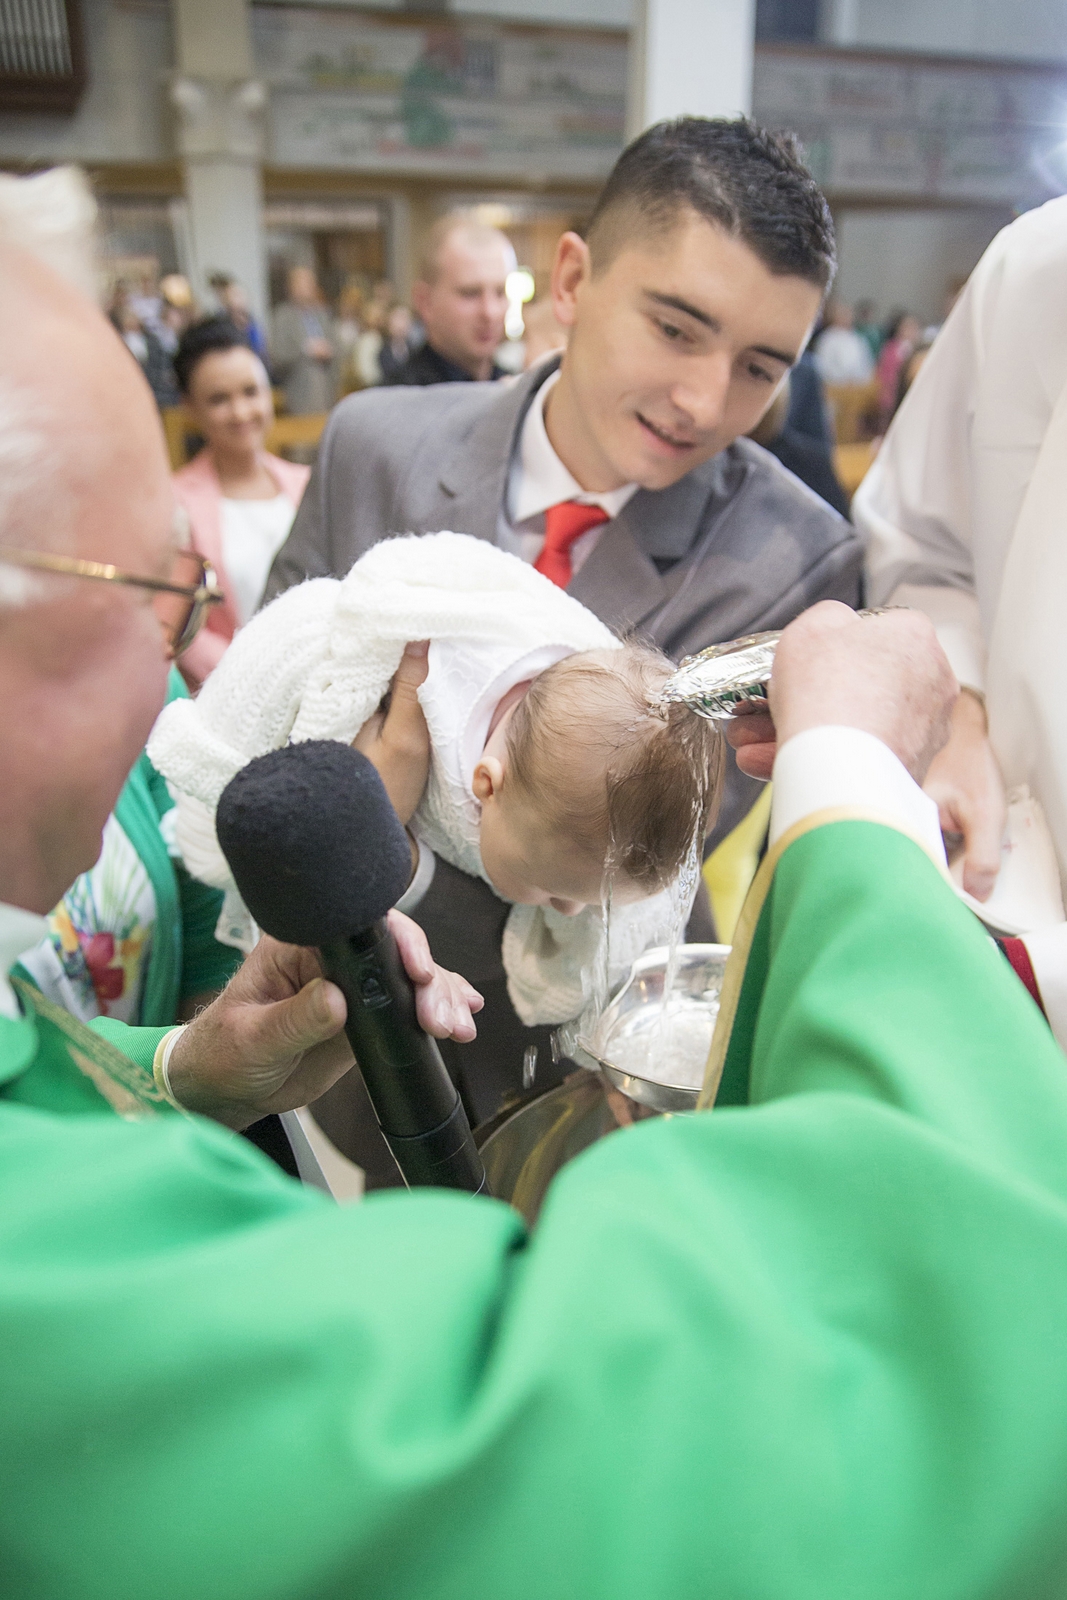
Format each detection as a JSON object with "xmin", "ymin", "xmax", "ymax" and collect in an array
[
  {"xmin": 384, "ymin": 194, "xmax": 414, "ymax": 303},
  {"xmin": 627, "ymin": 0, "xmax": 755, "ymax": 139},
  {"xmin": 820, "ymin": 0, "xmax": 860, "ymax": 46},
  {"xmin": 169, "ymin": 0, "xmax": 268, "ymax": 321}
]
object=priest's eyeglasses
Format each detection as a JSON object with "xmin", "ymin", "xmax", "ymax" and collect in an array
[{"xmin": 0, "ymin": 546, "xmax": 223, "ymax": 659}]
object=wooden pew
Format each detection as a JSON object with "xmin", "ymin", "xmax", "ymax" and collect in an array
[
  {"xmin": 160, "ymin": 408, "xmax": 328, "ymax": 469},
  {"xmin": 824, "ymin": 379, "xmax": 880, "ymax": 445},
  {"xmin": 834, "ymin": 440, "xmax": 878, "ymax": 499},
  {"xmin": 264, "ymin": 414, "xmax": 328, "ymax": 456}
]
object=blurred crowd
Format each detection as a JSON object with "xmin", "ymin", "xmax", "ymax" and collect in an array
[
  {"xmin": 811, "ymin": 294, "xmax": 948, "ymax": 428},
  {"xmin": 107, "ymin": 263, "xmax": 414, "ymax": 416},
  {"xmin": 103, "ymin": 212, "xmax": 571, "ymax": 421}
]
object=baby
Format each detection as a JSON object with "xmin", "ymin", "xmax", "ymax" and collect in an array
[
  {"xmin": 474, "ymin": 646, "xmax": 721, "ymax": 916},
  {"xmin": 148, "ymin": 533, "xmax": 721, "ymax": 1025}
]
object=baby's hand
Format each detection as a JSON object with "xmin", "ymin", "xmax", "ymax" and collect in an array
[
  {"xmin": 389, "ymin": 910, "xmax": 483, "ymax": 1043},
  {"xmin": 353, "ymin": 641, "xmax": 431, "ymax": 823}
]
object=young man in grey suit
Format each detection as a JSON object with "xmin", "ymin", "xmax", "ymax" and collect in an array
[{"xmin": 266, "ymin": 118, "xmax": 862, "ymax": 1148}]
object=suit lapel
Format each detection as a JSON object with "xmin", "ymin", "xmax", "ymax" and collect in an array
[
  {"xmin": 428, "ymin": 361, "xmax": 560, "ymax": 541},
  {"xmin": 569, "ymin": 459, "xmax": 733, "ymax": 636},
  {"xmin": 412, "ymin": 360, "xmax": 550, "ymax": 540},
  {"xmin": 567, "ymin": 511, "xmax": 667, "ymax": 633}
]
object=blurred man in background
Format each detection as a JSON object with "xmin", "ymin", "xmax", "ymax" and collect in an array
[
  {"xmin": 271, "ymin": 265, "xmax": 338, "ymax": 414},
  {"xmin": 378, "ymin": 302, "xmax": 417, "ymax": 383},
  {"xmin": 386, "ymin": 216, "xmax": 514, "ymax": 386}
]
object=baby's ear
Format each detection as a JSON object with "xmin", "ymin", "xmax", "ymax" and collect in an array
[{"xmin": 472, "ymin": 756, "xmax": 505, "ymax": 804}]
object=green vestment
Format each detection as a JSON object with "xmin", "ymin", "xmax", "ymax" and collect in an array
[
  {"xmin": 12, "ymin": 668, "xmax": 240, "ymax": 1027},
  {"xmin": 3, "ymin": 816, "xmax": 1067, "ymax": 1598}
]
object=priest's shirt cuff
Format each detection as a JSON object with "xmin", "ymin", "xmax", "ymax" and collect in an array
[{"xmin": 770, "ymin": 726, "xmax": 947, "ymax": 869}]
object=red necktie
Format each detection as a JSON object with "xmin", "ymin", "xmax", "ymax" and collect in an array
[{"xmin": 534, "ymin": 501, "xmax": 610, "ymax": 588}]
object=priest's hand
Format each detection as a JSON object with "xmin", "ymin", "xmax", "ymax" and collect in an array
[
  {"xmin": 726, "ymin": 602, "xmax": 958, "ymax": 786},
  {"xmin": 352, "ymin": 640, "xmax": 431, "ymax": 825},
  {"xmin": 166, "ymin": 910, "xmax": 483, "ymax": 1131},
  {"xmin": 725, "ymin": 699, "xmax": 776, "ymax": 782},
  {"xmin": 921, "ymin": 687, "xmax": 1006, "ymax": 901}
]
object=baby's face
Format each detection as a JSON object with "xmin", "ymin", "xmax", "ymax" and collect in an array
[
  {"xmin": 473, "ymin": 671, "xmax": 651, "ymax": 915},
  {"xmin": 478, "ymin": 785, "xmax": 646, "ymax": 916}
]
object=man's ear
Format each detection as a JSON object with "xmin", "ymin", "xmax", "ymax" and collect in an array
[
  {"xmin": 472, "ymin": 756, "xmax": 505, "ymax": 804},
  {"xmin": 551, "ymin": 232, "xmax": 589, "ymax": 331}
]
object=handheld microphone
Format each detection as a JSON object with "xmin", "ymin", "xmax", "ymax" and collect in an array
[{"xmin": 216, "ymin": 741, "xmax": 489, "ymax": 1195}]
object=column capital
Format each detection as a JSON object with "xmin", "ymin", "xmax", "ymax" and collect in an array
[{"xmin": 170, "ymin": 75, "xmax": 267, "ymax": 162}]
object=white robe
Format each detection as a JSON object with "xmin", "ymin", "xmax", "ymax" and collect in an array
[{"xmin": 856, "ymin": 194, "xmax": 1067, "ymax": 1042}]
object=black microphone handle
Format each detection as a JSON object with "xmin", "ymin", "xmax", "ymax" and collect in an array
[{"xmin": 319, "ymin": 924, "xmax": 489, "ymax": 1195}]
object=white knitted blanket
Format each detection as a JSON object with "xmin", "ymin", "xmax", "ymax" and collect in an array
[{"xmin": 148, "ymin": 532, "xmax": 681, "ymax": 1025}]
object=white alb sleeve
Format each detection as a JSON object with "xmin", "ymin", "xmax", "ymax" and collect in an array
[{"xmin": 771, "ymin": 726, "xmax": 947, "ymax": 869}]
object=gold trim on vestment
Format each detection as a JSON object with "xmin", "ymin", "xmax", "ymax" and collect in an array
[
  {"xmin": 697, "ymin": 806, "xmax": 947, "ymax": 1111},
  {"xmin": 11, "ymin": 976, "xmax": 165, "ymax": 1120}
]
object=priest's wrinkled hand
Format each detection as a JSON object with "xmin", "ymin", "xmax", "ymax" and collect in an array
[
  {"xmin": 166, "ymin": 910, "xmax": 483, "ymax": 1131},
  {"xmin": 922, "ymin": 686, "xmax": 1006, "ymax": 902},
  {"xmin": 726, "ymin": 602, "xmax": 958, "ymax": 786},
  {"xmin": 725, "ymin": 699, "xmax": 776, "ymax": 781}
]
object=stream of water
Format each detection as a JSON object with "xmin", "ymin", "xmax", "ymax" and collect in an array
[{"xmin": 579, "ymin": 699, "xmax": 720, "ymax": 1090}]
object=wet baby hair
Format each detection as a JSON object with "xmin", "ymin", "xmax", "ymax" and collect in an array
[{"xmin": 503, "ymin": 642, "xmax": 724, "ymax": 892}]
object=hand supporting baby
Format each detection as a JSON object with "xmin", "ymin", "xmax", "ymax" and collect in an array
[{"xmin": 352, "ymin": 640, "xmax": 432, "ymax": 826}]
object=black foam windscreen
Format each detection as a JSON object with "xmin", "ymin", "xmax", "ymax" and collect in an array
[{"xmin": 215, "ymin": 741, "xmax": 413, "ymax": 946}]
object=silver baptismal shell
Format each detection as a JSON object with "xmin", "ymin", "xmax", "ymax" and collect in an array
[{"xmin": 660, "ymin": 630, "xmax": 781, "ymax": 721}]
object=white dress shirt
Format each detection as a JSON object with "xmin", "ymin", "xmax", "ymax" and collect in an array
[
  {"xmin": 220, "ymin": 494, "xmax": 298, "ymax": 627},
  {"xmin": 498, "ymin": 369, "xmax": 638, "ymax": 573}
]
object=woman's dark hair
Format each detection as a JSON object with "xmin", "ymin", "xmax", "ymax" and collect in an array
[
  {"xmin": 173, "ymin": 316, "xmax": 254, "ymax": 395},
  {"xmin": 586, "ymin": 116, "xmax": 836, "ymax": 291}
]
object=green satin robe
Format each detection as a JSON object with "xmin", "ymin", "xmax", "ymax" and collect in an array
[{"xmin": 2, "ymin": 817, "xmax": 1067, "ymax": 1598}]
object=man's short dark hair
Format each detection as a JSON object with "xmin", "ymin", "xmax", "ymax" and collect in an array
[
  {"xmin": 587, "ymin": 117, "xmax": 836, "ymax": 291},
  {"xmin": 173, "ymin": 316, "xmax": 253, "ymax": 395}
]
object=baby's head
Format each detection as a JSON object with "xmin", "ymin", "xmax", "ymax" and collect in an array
[{"xmin": 472, "ymin": 643, "xmax": 723, "ymax": 914}]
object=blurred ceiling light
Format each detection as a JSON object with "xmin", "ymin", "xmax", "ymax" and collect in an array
[
  {"xmin": 474, "ymin": 203, "xmax": 514, "ymax": 228},
  {"xmin": 505, "ymin": 267, "xmax": 536, "ymax": 341}
]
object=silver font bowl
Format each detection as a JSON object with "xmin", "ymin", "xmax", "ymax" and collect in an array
[{"xmin": 569, "ymin": 943, "xmax": 730, "ymax": 1113}]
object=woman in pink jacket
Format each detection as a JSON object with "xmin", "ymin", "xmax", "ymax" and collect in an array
[{"xmin": 172, "ymin": 318, "xmax": 310, "ymax": 688}]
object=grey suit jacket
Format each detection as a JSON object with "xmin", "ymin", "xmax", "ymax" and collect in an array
[{"xmin": 265, "ymin": 360, "xmax": 864, "ymax": 1134}]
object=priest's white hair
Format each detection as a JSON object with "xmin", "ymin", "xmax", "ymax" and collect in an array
[
  {"xmin": 0, "ymin": 165, "xmax": 98, "ymax": 300},
  {"xmin": 0, "ymin": 167, "xmax": 98, "ymax": 604}
]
